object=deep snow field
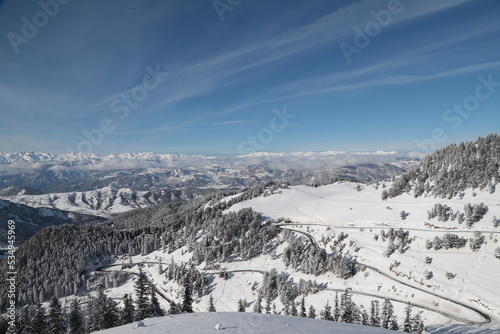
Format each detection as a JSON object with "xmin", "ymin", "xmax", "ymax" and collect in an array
[
  {"xmin": 97, "ymin": 312, "xmax": 397, "ymax": 334},
  {"xmin": 87, "ymin": 182, "xmax": 499, "ymax": 334}
]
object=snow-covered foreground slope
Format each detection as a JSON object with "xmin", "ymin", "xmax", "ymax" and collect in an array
[{"xmin": 97, "ymin": 312, "xmax": 396, "ymax": 334}]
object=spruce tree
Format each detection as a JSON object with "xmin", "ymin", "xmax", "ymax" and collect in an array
[
  {"xmin": 389, "ymin": 316, "xmax": 399, "ymax": 331},
  {"xmin": 32, "ymin": 303, "xmax": 47, "ymax": 334},
  {"xmin": 207, "ymin": 294, "xmax": 216, "ymax": 312},
  {"xmin": 308, "ymin": 305, "xmax": 316, "ymax": 319},
  {"xmin": 290, "ymin": 300, "xmax": 298, "ymax": 317},
  {"xmin": 135, "ymin": 268, "xmax": 152, "ymax": 320},
  {"xmin": 47, "ymin": 296, "xmax": 66, "ymax": 334},
  {"xmin": 411, "ymin": 312, "xmax": 425, "ymax": 334},
  {"xmin": 253, "ymin": 294, "xmax": 262, "ymax": 313},
  {"xmin": 19, "ymin": 305, "xmax": 34, "ymax": 334},
  {"xmin": 121, "ymin": 294, "xmax": 135, "ymax": 325},
  {"xmin": 68, "ymin": 299, "xmax": 84, "ymax": 334},
  {"xmin": 299, "ymin": 297, "xmax": 307, "ymax": 317},
  {"xmin": 403, "ymin": 304, "xmax": 413, "ymax": 333},
  {"xmin": 265, "ymin": 297, "xmax": 271, "ymax": 314},
  {"xmin": 381, "ymin": 299, "xmax": 394, "ymax": 329},
  {"xmin": 182, "ymin": 276, "xmax": 194, "ymax": 313},
  {"xmin": 150, "ymin": 290, "xmax": 165, "ymax": 317},
  {"xmin": 333, "ymin": 293, "xmax": 340, "ymax": 321},
  {"xmin": 369, "ymin": 300, "xmax": 380, "ymax": 327},
  {"xmin": 322, "ymin": 301, "xmax": 332, "ymax": 321},
  {"xmin": 238, "ymin": 299, "xmax": 246, "ymax": 312},
  {"xmin": 103, "ymin": 297, "xmax": 119, "ymax": 329},
  {"xmin": 95, "ymin": 284, "xmax": 118, "ymax": 329},
  {"xmin": 340, "ymin": 290, "xmax": 354, "ymax": 324},
  {"xmin": 86, "ymin": 296, "xmax": 99, "ymax": 333}
]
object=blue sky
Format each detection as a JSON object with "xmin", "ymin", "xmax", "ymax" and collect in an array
[{"xmin": 0, "ymin": 0, "xmax": 499, "ymax": 155}]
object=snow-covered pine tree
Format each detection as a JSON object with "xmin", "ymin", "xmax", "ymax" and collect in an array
[
  {"xmin": 208, "ymin": 294, "xmax": 216, "ymax": 312},
  {"xmin": 158, "ymin": 259, "xmax": 163, "ymax": 274},
  {"xmin": 237, "ymin": 299, "xmax": 246, "ymax": 312},
  {"xmin": 308, "ymin": 305, "xmax": 316, "ymax": 319},
  {"xmin": 253, "ymin": 294, "xmax": 262, "ymax": 313},
  {"xmin": 290, "ymin": 300, "xmax": 298, "ymax": 317},
  {"xmin": 182, "ymin": 276, "xmax": 194, "ymax": 313},
  {"xmin": 340, "ymin": 290, "xmax": 354, "ymax": 324},
  {"xmin": 333, "ymin": 293, "xmax": 340, "ymax": 321},
  {"xmin": 135, "ymin": 267, "xmax": 152, "ymax": 319},
  {"xmin": 47, "ymin": 296, "xmax": 66, "ymax": 334},
  {"xmin": 150, "ymin": 290, "xmax": 165, "ymax": 317},
  {"xmin": 369, "ymin": 300, "xmax": 380, "ymax": 327},
  {"xmin": 68, "ymin": 299, "xmax": 84, "ymax": 334},
  {"xmin": 19, "ymin": 305, "xmax": 34, "ymax": 334},
  {"xmin": 403, "ymin": 304, "xmax": 413, "ymax": 333},
  {"xmin": 86, "ymin": 296, "xmax": 100, "ymax": 333},
  {"xmin": 411, "ymin": 312, "xmax": 425, "ymax": 334},
  {"xmin": 265, "ymin": 297, "xmax": 271, "ymax": 314},
  {"xmin": 299, "ymin": 297, "xmax": 307, "ymax": 317},
  {"xmin": 121, "ymin": 294, "xmax": 135, "ymax": 325},
  {"xmin": 32, "ymin": 303, "xmax": 47, "ymax": 334},
  {"xmin": 381, "ymin": 299, "xmax": 394, "ymax": 329},
  {"xmin": 321, "ymin": 301, "xmax": 332, "ymax": 321},
  {"xmin": 389, "ymin": 316, "xmax": 399, "ymax": 331}
]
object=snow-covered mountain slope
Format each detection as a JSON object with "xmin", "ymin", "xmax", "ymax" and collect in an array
[
  {"xmin": 5, "ymin": 180, "xmax": 500, "ymax": 333},
  {"xmin": 97, "ymin": 312, "xmax": 396, "ymax": 334},
  {"xmin": 224, "ymin": 182, "xmax": 500, "ymax": 326},
  {"xmin": 74, "ymin": 180, "xmax": 499, "ymax": 333},
  {"xmin": 0, "ymin": 151, "xmax": 418, "ymax": 193},
  {"xmin": 1, "ymin": 186, "xmax": 216, "ymax": 218},
  {"xmin": 0, "ymin": 199, "xmax": 104, "ymax": 244},
  {"xmin": 228, "ymin": 182, "xmax": 500, "ymax": 230}
]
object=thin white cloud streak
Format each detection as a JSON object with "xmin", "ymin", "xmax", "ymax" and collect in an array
[
  {"xmin": 272, "ymin": 60, "xmax": 500, "ymax": 99},
  {"xmin": 150, "ymin": 0, "xmax": 472, "ymax": 111}
]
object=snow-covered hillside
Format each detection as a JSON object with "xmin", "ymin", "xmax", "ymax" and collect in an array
[
  {"xmin": 71, "ymin": 180, "xmax": 498, "ymax": 334},
  {"xmin": 1, "ymin": 186, "xmax": 213, "ymax": 218},
  {"xmin": 0, "ymin": 199, "xmax": 104, "ymax": 244},
  {"xmin": 224, "ymin": 182, "xmax": 500, "ymax": 327},
  {"xmin": 97, "ymin": 312, "xmax": 396, "ymax": 334}
]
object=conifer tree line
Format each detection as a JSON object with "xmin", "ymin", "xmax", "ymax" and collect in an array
[
  {"xmin": 0, "ymin": 269, "xmax": 167, "ymax": 333},
  {"xmin": 383, "ymin": 134, "xmax": 500, "ymax": 199},
  {"xmin": 282, "ymin": 231, "xmax": 356, "ymax": 279},
  {"xmin": 233, "ymin": 288, "xmax": 425, "ymax": 334},
  {"xmin": 427, "ymin": 203, "xmax": 489, "ymax": 228}
]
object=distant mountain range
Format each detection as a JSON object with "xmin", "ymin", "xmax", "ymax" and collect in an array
[{"xmin": 0, "ymin": 151, "xmax": 419, "ymax": 194}]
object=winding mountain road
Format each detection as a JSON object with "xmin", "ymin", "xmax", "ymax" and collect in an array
[{"xmin": 275, "ymin": 224, "xmax": 492, "ymax": 326}]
